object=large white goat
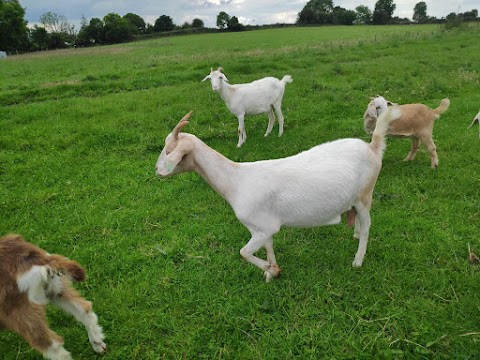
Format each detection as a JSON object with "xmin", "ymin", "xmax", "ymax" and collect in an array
[
  {"xmin": 155, "ymin": 108, "xmax": 401, "ymax": 282},
  {"xmin": 202, "ymin": 67, "xmax": 293, "ymax": 148},
  {"xmin": 364, "ymin": 95, "xmax": 450, "ymax": 168}
]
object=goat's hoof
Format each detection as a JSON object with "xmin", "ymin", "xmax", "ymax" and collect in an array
[
  {"xmin": 92, "ymin": 340, "xmax": 107, "ymax": 354},
  {"xmin": 352, "ymin": 259, "xmax": 363, "ymax": 267},
  {"xmin": 264, "ymin": 271, "xmax": 274, "ymax": 282}
]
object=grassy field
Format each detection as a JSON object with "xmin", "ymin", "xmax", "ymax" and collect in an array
[{"xmin": 1, "ymin": 24, "xmax": 479, "ymax": 359}]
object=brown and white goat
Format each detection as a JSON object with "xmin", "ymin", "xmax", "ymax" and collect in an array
[
  {"xmin": 0, "ymin": 234, "xmax": 106, "ymax": 360},
  {"xmin": 364, "ymin": 96, "xmax": 450, "ymax": 168}
]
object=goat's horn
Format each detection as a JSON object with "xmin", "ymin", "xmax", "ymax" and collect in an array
[
  {"xmin": 210, "ymin": 67, "xmax": 213, "ymax": 72},
  {"xmin": 173, "ymin": 111, "xmax": 192, "ymax": 139},
  {"xmin": 217, "ymin": 67, "xmax": 223, "ymax": 72}
]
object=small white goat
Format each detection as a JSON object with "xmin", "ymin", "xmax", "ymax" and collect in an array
[
  {"xmin": 155, "ymin": 108, "xmax": 401, "ymax": 282},
  {"xmin": 468, "ymin": 110, "xmax": 480, "ymax": 138},
  {"xmin": 364, "ymin": 95, "xmax": 450, "ymax": 168},
  {"xmin": 202, "ymin": 67, "xmax": 293, "ymax": 148}
]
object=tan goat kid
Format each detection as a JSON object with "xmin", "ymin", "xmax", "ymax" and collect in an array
[{"xmin": 364, "ymin": 96, "xmax": 450, "ymax": 168}]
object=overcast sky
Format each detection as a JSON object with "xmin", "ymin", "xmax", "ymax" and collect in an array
[{"xmin": 19, "ymin": 0, "xmax": 475, "ymax": 30}]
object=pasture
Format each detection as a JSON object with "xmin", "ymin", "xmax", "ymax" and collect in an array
[{"xmin": 1, "ymin": 24, "xmax": 479, "ymax": 358}]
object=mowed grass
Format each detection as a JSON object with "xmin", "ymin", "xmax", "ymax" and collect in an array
[{"xmin": 1, "ymin": 24, "xmax": 479, "ymax": 359}]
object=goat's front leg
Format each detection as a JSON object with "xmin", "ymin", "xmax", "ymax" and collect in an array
[
  {"xmin": 240, "ymin": 234, "xmax": 280, "ymax": 282},
  {"xmin": 352, "ymin": 203, "xmax": 371, "ymax": 267},
  {"xmin": 52, "ymin": 285, "xmax": 106, "ymax": 354},
  {"xmin": 237, "ymin": 114, "xmax": 247, "ymax": 148}
]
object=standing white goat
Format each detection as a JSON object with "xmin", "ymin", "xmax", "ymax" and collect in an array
[
  {"xmin": 468, "ymin": 110, "xmax": 480, "ymax": 138},
  {"xmin": 202, "ymin": 67, "xmax": 293, "ymax": 148},
  {"xmin": 155, "ymin": 109, "xmax": 401, "ymax": 282},
  {"xmin": 364, "ymin": 95, "xmax": 450, "ymax": 168}
]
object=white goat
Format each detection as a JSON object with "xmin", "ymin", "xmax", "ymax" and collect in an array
[
  {"xmin": 202, "ymin": 67, "xmax": 293, "ymax": 148},
  {"xmin": 364, "ymin": 95, "xmax": 450, "ymax": 168},
  {"xmin": 468, "ymin": 110, "xmax": 480, "ymax": 138},
  {"xmin": 155, "ymin": 108, "xmax": 401, "ymax": 282}
]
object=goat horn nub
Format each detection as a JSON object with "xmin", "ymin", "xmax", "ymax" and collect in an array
[
  {"xmin": 217, "ymin": 67, "xmax": 224, "ymax": 72},
  {"xmin": 173, "ymin": 111, "xmax": 192, "ymax": 139}
]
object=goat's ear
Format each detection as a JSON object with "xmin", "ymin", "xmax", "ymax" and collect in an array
[
  {"xmin": 221, "ymin": 73, "xmax": 229, "ymax": 82},
  {"xmin": 367, "ymin": 103, "xmax": 377, "ymax": 119},
  {"xmin": 386, "ymin": 100, "xmax": 398, "ymax": 106},
  {"xmin": 201, "ymin": 74, "xmax": 211, "ymax": 82}
]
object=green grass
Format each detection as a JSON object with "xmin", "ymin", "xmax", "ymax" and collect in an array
[{"xmin": 1, "ymin": 24, "xmax": 480, "ymax": 359}]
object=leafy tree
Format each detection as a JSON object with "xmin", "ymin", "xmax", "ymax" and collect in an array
[
  {"xmin": 355, "ymin": 5, "xmax": 372, "ymax": 24},
  {"xmin": 462, "ymin": 9, "xmax": 478, "ymax": 22},
  {"xmin": 297, "ymin": 0, "xmax": 334, "ymax": 25},
  {"xmin": 332, "ymin": 6, "xmax": 356, "ymax": 25},
  {"xmin": 192, "ymin": 18, "xmax": 204, "ymax": 28},
  {"xmin": 29, "ymin": 25, "xmax": 49, "ymax": 51},
  {"xmin": 103, "ymin": 13, "xmax": 133, "ymax": 43},
  {"xmin": 47, "ymin": 31, "xmax": 69, "ymax": 49},
  {"xmin": 227, "ymin": 16, "xmax": 244, "ymax": 31},
  {"xmin": 373, "ymin": 0, "xmax": 396, "ymax": 24},
  {"xmin": 180, "ymin": 21, "xmax": 191, "ymax": 29},
  {"xmin": 77, "ymin": 17, "xmax": 104, "ymax": 45},
  {"xmin": 154, "ymin": 15, "xmax": 175, "ymax": 32},
  {"xmin": 0, "ymin": 0, "xmax": 29, "ymax": 53},
  {"xmin": 216, "ymin": 11, "xmax": 230, "ymax": 29},
  {"xmin": 123, "ymin": 13, "xmax": 146, "ymax": 34},
  {"xmin": 413, "ymin": 2, "xmax": 428, "ymax": 23}
]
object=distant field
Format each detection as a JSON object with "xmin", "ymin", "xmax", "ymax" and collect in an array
[{"xmin": 1, "ymin": 24, "xmax": 479, "ymax": 359}]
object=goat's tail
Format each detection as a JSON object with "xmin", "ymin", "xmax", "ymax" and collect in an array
[
  {"xmin": 369, "ymin": 106, "xmax": 402, "ymax": 157},
  {"xmin": 281, "ymin": 75, "xmax": 293, "ymax": 85},
  {"xmin": 47, "ymin": 255, "xmax": 86, "ymax": 282},
  {"xmin": 433, "ymin": 98, "xmax": 450, "ymax": 117}
]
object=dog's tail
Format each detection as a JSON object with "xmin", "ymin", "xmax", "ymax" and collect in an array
[{"xmin": 47, "ymin": 255, "xmax": 86, "ymax": 282}]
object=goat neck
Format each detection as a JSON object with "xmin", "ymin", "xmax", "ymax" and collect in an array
[{"xmin": 191, "ymin": 138, "xmax": 239, "ymax": 202}]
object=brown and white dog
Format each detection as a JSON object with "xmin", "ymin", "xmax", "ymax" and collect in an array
[{"xmin": 0, "ymin": 234, "xmax": 106, "ymax": 360}]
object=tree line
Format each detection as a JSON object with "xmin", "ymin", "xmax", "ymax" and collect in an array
[
  {"xmin": 297, "ymin": 0, "xmax": 478, "ymax": 25},
  {"xmin": 0, "ymin": 0, "xmax": 478, "ymax": 54}
]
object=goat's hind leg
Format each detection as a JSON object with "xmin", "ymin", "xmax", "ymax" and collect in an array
[
  {"xmin": 272, "ymin": 102, "xmax": 285, "ymax": 137},
  {"xmin": 264, "ymin": 107, "xmax": 276, "ymax": 137},
  {"xmin": 420, "ymin": 136, "xmax": 438, "ymax": 168},
  {"xmin": 52, "ymin": 284, "xmax": 106, "ymax": 354}
]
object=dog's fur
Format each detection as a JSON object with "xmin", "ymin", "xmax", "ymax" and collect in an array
[{"xmin": 0, "ymin": 234, "xmax": 106, "ymax": 360}]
